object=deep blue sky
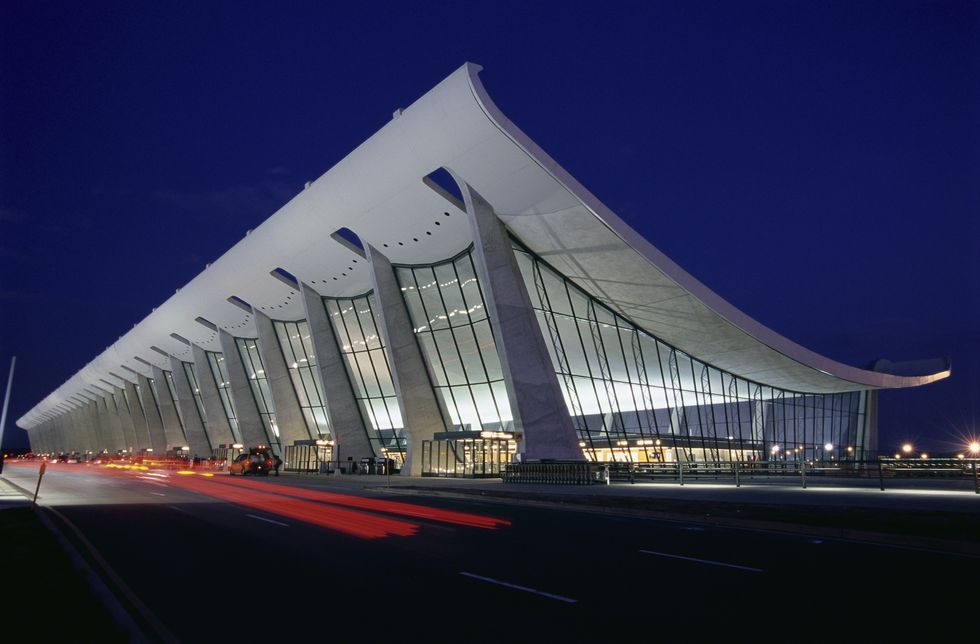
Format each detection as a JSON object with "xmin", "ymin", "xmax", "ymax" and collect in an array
[{"xmin": 1, "ymin": 1, "xmax": 977, "ymax": 453}]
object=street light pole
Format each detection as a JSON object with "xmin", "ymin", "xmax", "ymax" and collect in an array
[{"xmin": 0, "ymin": 356, "xmax": 16, "ymax": 475}]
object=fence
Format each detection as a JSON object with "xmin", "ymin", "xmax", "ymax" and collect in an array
[{"xmin": 502, "ymin": 459, "xmax": 979, "ymax": 492}]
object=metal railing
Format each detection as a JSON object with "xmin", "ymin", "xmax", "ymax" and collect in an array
[
  {"xmin": 503, "ymin": 459, "xmax": 979, "ymax": 492},
  {"xmin": 502, "ymin": 462, "xmax": 610, "ymax": 485}
]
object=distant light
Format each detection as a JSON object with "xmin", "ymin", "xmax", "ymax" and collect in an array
[
  {"xmin": 180, "ymin": 446, "xmax": 190, "ymax": 451},
  {"xmin": 824, "ymin": 443, "xmax": 834, "ymax": 452},
  {"xmin": 846, "ymin": 446, "xmax": 853, "ymax": 453},
  {"xmin": 894, "ymin": 453, "xmax": 901, "ymax": 459},
  {"xmin": 956, "ymin": 454, "xmax": 965, "ymax": 460},
  {"xmin": 920, "ymin": 453, "xmax": 929, "ymax": 460},
  {"xmin": 232, "ymin": 444, "xmax": 244, "ymax": 449},
  {"xmin": 771, "ymin": 445, "xmax": 780, "ymax": 453},
  {"xmin": 902, "ymin": 443, "xmax": 913, "ymax": 454},
  {"xmin": 655, "ymin": 439, "xmax": 662, "ymax": 446},
  {"xmin": 968, "ymin": 441, "xmax": 980, "ymax": 455}
]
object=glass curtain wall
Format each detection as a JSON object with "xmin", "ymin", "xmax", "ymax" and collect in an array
[
  {"xmin": 234, "ymin": 338, "xmax": 280, "ymax": 445},
  {"xmin": 205, "ymin": 351, "xmax": 243, "ymax": 444},
  {"xmin": 273, "ymin": 320, "xmax": 330, "ymax": 438},
  {"xmin": 323, "ymin": 294, "xmax": 405, "ymax": 458},
  {"xmin": 394, "ymin": 247, "xmax": 512, "ymax": 433},
  {"xmin": 512, "ymin": 240, "xmax": 870, "ymax": 463}
]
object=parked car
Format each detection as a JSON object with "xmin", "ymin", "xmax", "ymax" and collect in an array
[{"xmin": 228, "ymin": 447, "xmax": 281, "ymax": 476}]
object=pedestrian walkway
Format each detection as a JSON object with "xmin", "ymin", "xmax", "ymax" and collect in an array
[{"xmin": 0, "ymin": 475, "xmax": 30, "ymax": 506}]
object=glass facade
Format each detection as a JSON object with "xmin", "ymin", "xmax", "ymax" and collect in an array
[
  {"xmin": 395, "ymin": 248, "xmax": 512, "ymax": 433},
  {"xmin": 323, "ymin": 294, "xmax": 405, "ymax": 459},
  {"xmin": 512, "ymin": 240, "xmax": 871, "ymax": 463},
  {"xmin": 234, "ymin": 337, "xmax": 280, "ymax": 445},
  {"xmin": 273, "ymin": 320, "xmax": 330, "ymax": 438},
  {"xmin": 205, "ymin": 351, "xmax": 243, "ymax": 444}
]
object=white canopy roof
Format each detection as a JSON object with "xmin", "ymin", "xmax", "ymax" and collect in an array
[{"xmin": 18, "ymin": 63, "xmax": 949, "ymax": 429}]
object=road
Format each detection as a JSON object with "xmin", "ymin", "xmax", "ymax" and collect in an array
[{"xmin": 3, "ymin": 460, "xmax": 976, "ymax": 640}]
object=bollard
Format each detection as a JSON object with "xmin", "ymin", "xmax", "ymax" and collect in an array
[
  {"xmin": 678, "ymin": 461, "xmax": 684, "ymax": 486},
  {"xmin": 734, "ymin": 461, "xmax": 740, "ymax": 488},
  {"xmin": 878, "ymin": 459, "xmax": 885, "ymax": 492},
  {"xmin": 32, "ymin": 460, "xmax": 47, "ymax": 507},
  {"xmin": 801, "ymin": 461, "xmax": 807, "ymax": 489}
]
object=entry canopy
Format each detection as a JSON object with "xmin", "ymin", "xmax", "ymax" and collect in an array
[{"xmin": 18, "ymin": 63, "xmax": 950, "ymax": 429}]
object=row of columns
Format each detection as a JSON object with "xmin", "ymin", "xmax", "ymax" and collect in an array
[{"xmin": 27, "ymin": 176, "xmax": 586, "ymax": 473}]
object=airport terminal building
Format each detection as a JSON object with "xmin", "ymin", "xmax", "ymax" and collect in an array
[{"xmin": 16, "ymin": 64, "xmax": 949, "ymax": 476}]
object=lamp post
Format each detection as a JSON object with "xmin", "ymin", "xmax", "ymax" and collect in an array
[{"xmin": 968, "ymin": 441, "xmax": 980, "ymax": 494}]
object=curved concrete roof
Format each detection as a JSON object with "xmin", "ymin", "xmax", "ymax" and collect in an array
[{"xmin": 18, "ymin": 63, "xmax": 948, "ymax": 429}]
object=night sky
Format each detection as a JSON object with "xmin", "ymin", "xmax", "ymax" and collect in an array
[{"xmin": 1, "ymin": 1, "xmax": 976, "ymax": 453}]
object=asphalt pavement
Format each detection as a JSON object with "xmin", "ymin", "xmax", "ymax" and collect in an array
[{"xmin": 2, "ymin": 461, "xmax": 977, "ymax": 641}]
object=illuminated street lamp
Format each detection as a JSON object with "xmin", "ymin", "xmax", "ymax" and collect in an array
[
  {"xmin": 968, "ymin": 441, "xmax": 980, "ymax": 456},
  {"xmin": 901, "ymin": 443, "xmax": 913, "ymax": 455},
  {"xmin": 920, "ymin": 453, "xmax": 929, "ymax": 460}
]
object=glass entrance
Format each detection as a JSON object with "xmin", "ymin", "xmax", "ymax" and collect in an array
[{"xmin": 421, "ymin": 432, "xmax": 514, "ymax": 478}]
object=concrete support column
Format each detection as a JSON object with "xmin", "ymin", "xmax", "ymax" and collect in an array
[
  {"xmin": 45, "ymin": 423, "xmax": 55, "ymax": 454},
  {"xmin": 97, "ymin": 396, "xmax": 125, "ymax": 451},
  {"xmin": 60, "ymin": 416, "xmax": 72, "ymax": 453},
  {"xmin": 151, "ymin": 366, "xmax": 187, "ymax": 450},
  {"xmin": 65, "ymin": 405, "xmax": 83, "ymax": 453},
  {"xmin": 72, "ymin": 403, "xmax": 95, "ymax": 454},
  {"xmin": 253, "ymin": 311, "xmax": 310, "ymax": 446},
  {"xmin": 299, "ymin": 282, "xmax": 373, "ymax": 462},
  {"xmin": 191, "ymin": 344, "xmax": 235, "ymax": 447},
  {"xmin": 137, "ymin": 374, "xmax": 169, "ymax": 453},
  {"xmin": 451, "ymin": 177, "xmax": 584, "ymax": 461},
  {"xmin": 365, "ymin": 245, "xmax": 447, "ymax": 476},
  {"xmin": 89, "ymin": 400, "xmax": 106, "ymax": 452},
  {"xmin": 112, "ymin": 389, "xmax": 137, "ymax": 453},
  {"xmin": 124, "ymin": 380, "xmax": 151, "ymax": 451},
  {"xmin": 93, "ymin": 397, "xmax": 111, "ymax": 451},
  {"xmin": 137, "ymin": 374, "xmax": 171, "ymax": 456},
  {"xmin": 54, "ymin": 418, "xmax": 65, "ymax": 453},
  {"xmin": 168, "ymin": 355, "xmax": 212, "ymax": 457},
  {"xmin": 217, "ymin": 330, "xmax": 269, "ymax": 448}
]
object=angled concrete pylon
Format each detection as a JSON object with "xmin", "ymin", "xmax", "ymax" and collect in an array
[
  {"xmin": 150, "ymin": 365, "xmax": 187, "ymax": 450},
  {"xmin": 217, "ymin": 329, "xmax": 272, "ymax": 449},
  {"xmin": 365, "ymin": 244, "xmax": 448, "ymax": 476},
  {"xmin": 137, "ymin": 374, "xmax": 169, "ymax": 453},
  {"xmin": 448, "ymin": 174, "xmax": 584, "ymax": 462},
  {"xmin": 167, "ymin": 355, "xmax": 212, "ymax": 458},
  {"xmin": 252, "ymin": 310, "xmax": 311, "ymax": 446},
  {"xmin": 124, "ymin": 379, "xmax": 152, "ymax": 451},
  {"xmin": 190, "ymin": 343, "xmax": 236, "ymax": 447},
  {"xmin": 96, "ymin": 391, "xmax": 126, "ymax": 451},
  {"xmin": 299, "ymin": 282, "xmax": 374, "ymax": 462}
]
